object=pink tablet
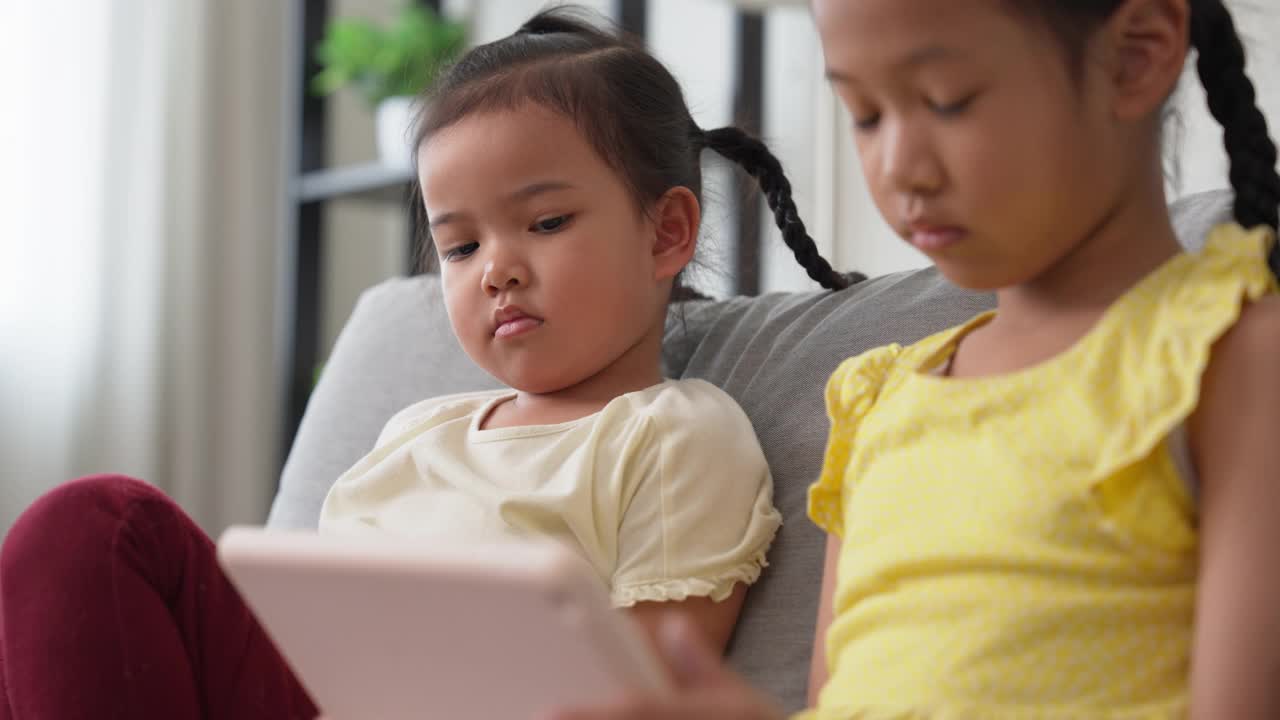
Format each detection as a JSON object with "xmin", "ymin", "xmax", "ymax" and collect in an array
[{"xmin": 217, "ymin": 527, "xmax": 670, "ymax": 720}]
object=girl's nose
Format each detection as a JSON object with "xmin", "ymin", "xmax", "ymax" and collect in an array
[
  {"xmin": 879, "ymin": 120, "xmax": 944, "ymax": 198},
  {"xmin": 481, "ymin": 255, "xmax": 529, "ymax": 296}
]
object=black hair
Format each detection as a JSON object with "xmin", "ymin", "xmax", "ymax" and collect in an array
[
  {"xmin": 1007, "ymin": 0, "xmax": 1280, "ymax": 276},
  {"xmin": 410, "ymin": 6, "xmax": 860, "ymax": 292}
]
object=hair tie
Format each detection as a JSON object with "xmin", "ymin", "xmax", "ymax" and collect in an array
[{"xmin": 690, "ymin": 125, "xmax": 708, "ymax": 150}]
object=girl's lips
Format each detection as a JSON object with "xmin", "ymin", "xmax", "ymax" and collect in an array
[
  {"xmin": 494, "ymin": 316, "xmax": 543, "ymax": 339},
  {"xmin": 908, "ymin": 225, "xmax": 968, "ymax": 252}
]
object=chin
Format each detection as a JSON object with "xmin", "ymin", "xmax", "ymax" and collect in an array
[
  {"xmin": 462, "ymin": 344, "xmax": 566, "ymax": 394},
  {"xmin": 487, "ymin": 366, "xmax": 575, "ymax": 395}
]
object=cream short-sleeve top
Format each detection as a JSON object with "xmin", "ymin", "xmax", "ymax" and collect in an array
[{"xmin": 320, "ymin": 378, "xmax": 781, "ymax": 607}]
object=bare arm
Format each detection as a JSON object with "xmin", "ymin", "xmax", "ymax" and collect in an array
[
  {"xmin": 626, "ymin": 584, "xmax": 748, "ymax": 657},
  {"xmin": 807, "ymin": 533, "xmax": 841, "ymax": 707},
  {"xmin": 1188, "ymin": 298, "xmax": 1280, "ymax": 719}
]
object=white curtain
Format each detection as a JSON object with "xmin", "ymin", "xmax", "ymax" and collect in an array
[{"xmin": 0, "ymin": 1, "xmax": 287, "ymax": 536}]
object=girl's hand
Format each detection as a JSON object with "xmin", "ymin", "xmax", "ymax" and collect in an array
[{"xmin": 540, "ymin": 615, "xmax": 787, "ymax": 720}]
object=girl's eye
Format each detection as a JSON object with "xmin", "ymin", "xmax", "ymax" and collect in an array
[
  {"xmin": 531, "ymin": 215, "xmax": 572, "ymax": 234},
  {"xmin": 853, "ymin": 114, "xmax": 881, "ymax": 132},
  {"xmin": 927, "ymin": 93, "xmax": 977, "ymax": 118},
  {"xmin": 442, "ymin": 242, "xmax": 479, "ymax": 262},
  {"xmin": 846, "ymin": 99, "xmax": 880, "ymax": 132}
]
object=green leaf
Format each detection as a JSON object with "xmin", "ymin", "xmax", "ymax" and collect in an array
[{"xmin": 310, "ymin": 3, "xmax": 467, "ymax": 107}]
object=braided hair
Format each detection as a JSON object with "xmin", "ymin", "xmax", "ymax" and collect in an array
[
  {"xmin": 412, "ymin": 6, "xmax": 856, "ymax": 291},
  {"xmin": 1187, "ymin": 0, "xmax": 1280, "ymax": 273},
  {"xmin": 1010, "ymin": 0, "xmax": 1280, "ymax": 276},
  {"xmin": 702, "ymin": 127, "xmax": 864, "ymax": 289}
]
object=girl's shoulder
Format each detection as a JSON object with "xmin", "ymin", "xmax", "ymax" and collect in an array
[
  {"xmin": 608, "ymin": 378, "xmax": 751, "ymax": 425},
  {"xmin": 824, "ymin": 312, "xmax": 992, "ymax": 417},
  {"xmin": 603, "ymin": 378, "xmax": 768, "ymax": 469},
  {"xmin": 1082, "ymin": 222, "xmax": 1276, "ymax": 386},
  {"xmin": 824, "ymin": 344, "xmax": 905, "ymax": 422},
  {"xmin": 1122, "ymin": 222, "xmax": 1275, "ymax": 323}
]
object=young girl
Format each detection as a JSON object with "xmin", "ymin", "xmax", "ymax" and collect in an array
[
  {"xmin": 550, "ymin": 0, "xmax": 1280, "ymax": 718},
  {"xmin": 0, "ymin": 9, "xmax": 851, "ymax": 720}
]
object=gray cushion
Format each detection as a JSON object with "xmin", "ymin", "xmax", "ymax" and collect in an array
[{"xmin": 269, "ymin": 189, "xmax": 1235, "ymax": 711}]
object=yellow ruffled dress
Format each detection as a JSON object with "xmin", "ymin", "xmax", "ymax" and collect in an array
[{"xmin": 801, "ymin": 225, "xmax": 1277, "ymax": 719}]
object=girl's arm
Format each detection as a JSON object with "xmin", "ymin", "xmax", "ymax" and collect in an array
[
  {"xmin": 626, "ymin": 584, "xmax": 748, "ymax": 655},
  {"xmin": 1188, "ymin": 298, "xmax": 1280, "ymax": 719},
  {"xmin": 807, "ymin": 533, "xmax": 841, "ymax": 706},
  {"xmin": 626, "ymin": 533, "xmax": 840, "ymax": 667},
  {"xmin": 551, "ymin": 538, "xmax": 839, "ymax": 720},
  {"xmin": 543, "ymin": 614, "xmax": 785, "ymax": 720}
]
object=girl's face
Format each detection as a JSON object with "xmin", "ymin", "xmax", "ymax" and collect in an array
[
  {"xmin": 418, "ymin": 104, "xmax": 680, "ymax": 394},
  {"xmin": 814, "ymin": 0, "xmax": 1133, "ymax": 291}
]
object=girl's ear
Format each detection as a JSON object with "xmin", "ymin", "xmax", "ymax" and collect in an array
[
  {"xmin": 651, "ymin": 187, "xmax": 700, "ymax": 282},
  {"xmin": 1104, "ymin": 0, "xmax": 1191, "ymax": 121}
]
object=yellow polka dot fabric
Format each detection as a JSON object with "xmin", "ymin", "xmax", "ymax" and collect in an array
[{"xmin": 800, "ymin": 224, "xmax": 1277, "ymax": 719}]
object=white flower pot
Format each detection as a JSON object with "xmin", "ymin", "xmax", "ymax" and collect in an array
[{"xmin": 376, "ymin": 96, "xmax": 418, "ymax": 169}]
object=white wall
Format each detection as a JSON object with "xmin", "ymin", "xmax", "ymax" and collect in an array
[
  {"xmin": 647, "ymin": 0, "xmax": 739, "ymax": 297},
  {"xmin": 0, "ymin": 3, "xmax": 113, "ymax": 529}
]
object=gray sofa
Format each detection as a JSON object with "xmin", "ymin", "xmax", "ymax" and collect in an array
[{"xmin": 268, "ymin": 190, "xmax": 1233, "ymax": 712}]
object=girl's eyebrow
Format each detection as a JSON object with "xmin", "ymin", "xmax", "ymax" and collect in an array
[
  {"xmin": 428, "ymin": 211, "xmax": 463, "ymax": 229},
  {"xmin": 429, "ymin": 181, "xmax": 577, "ymax": 229},
  {"xmin": 896, "ymin": 44, "xmax": 965, "ymax": 70},
  {"xmin": 825, "ymin": 44, "xmax": 967, "ymax": 85},
  {"xmin": 505, "ymin": 180, "xmax": 576, "ymax": 202}
]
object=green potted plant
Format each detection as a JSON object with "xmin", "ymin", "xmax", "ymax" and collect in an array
[{"xmin": 312, "ymin": 4, "xmax": 466, "ymax": 168}]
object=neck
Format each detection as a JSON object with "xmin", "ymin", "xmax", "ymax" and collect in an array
[
  {"xmin": 505, "ymin": 316, "xmax": 667, "ymax": 425},
  {"xmin": 993, "ymin": 173, "xmax": 1181, "ymax": 331}
]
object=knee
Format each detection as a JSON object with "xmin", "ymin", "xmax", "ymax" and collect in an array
[
  {"xmin": 15, "ymin": 475, "xmax": 162, "ymax": 533},
  {"xmin": 2, "ymin": 475, "xmax": 169, "ymax": 574}
]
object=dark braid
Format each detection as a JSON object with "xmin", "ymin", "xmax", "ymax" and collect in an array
[
  {"xmin": 1188, "ymin": 0, "xmax": 1280, "ymax": 276},
  {"xmin": 701, "ymin": 126, "xmax": 865, "ymax": 291}
]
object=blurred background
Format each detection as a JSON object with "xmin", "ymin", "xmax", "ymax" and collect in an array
[{"xmin": 2, "ymin": 0, "xmax": 1277, "ymax": 539}]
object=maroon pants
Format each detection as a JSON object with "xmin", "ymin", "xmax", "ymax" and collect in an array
[{"xmin": 0, "ymin": 475, "xmax": 318, "ymax": 720}]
